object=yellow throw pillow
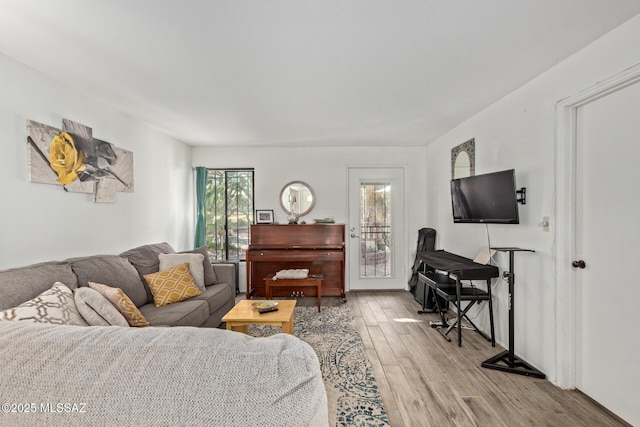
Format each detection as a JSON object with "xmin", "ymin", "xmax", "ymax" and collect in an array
[
  {"xmin": 88, "ymin": 282, "xmax": 150, "ymax": 327},
  {"xmin": 143, "ymin": 262, "xmax": 203, "ymax": 307}
]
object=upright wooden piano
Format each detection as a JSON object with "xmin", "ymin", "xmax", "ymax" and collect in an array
[{"xmin": 246, "ymin": 224, "xmax": 345, "ymax": 300}]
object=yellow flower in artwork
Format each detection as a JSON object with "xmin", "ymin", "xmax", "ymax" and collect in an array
[{"xmin": 49, "ymin": 131, "xmax": 86, "ymax": 185}]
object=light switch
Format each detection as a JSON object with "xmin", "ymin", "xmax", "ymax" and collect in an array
[{"xmin": 542, "ymin": 216, "xmax": 550, "ymax": 232}]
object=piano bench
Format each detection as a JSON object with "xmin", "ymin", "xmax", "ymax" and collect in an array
[{"xmin": 264, "ymin": 275, "xmax": 323, "ymax": 312}]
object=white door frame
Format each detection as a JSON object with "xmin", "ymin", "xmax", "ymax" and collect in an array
[
  {"xmin": 345, "ymin": 165, "xmax": 408, "ymax": 292},
  {"xmin": 554, "ymin": 63, "xmax": 640, "ymax": 389}
]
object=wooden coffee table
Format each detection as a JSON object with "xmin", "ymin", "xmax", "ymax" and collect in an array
[{"xmin": 222, "ymin": 300, "xmax": 296, "ymax": 334}]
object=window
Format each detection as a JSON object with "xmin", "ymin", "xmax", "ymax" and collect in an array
[
  {"xmin": 359, "ymin": 182, "xmax": 392, "ymax": 277},
  {"xmin": 204, "ymin": 169, "xmax": 254, "ymax": 261}
]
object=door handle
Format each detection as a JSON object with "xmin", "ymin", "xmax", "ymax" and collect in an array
[
  {"xmin": 572, "ymin": 260, "xmax": 586, "ymax": 269},
  {"xmin": 350, "ymin": 233, "xmax": 360, "ymax": 238}
]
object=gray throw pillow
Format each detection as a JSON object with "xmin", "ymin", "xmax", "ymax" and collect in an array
[
  {"xmin": 158, "ymin": 253, "xmax": 206, "ymax": 292},
  {"xmin": 74, "ymin": 287, "xmax": 129, "ymax": 327},
  {"xmin": 180, "ymin": 246, "xmax": 217, "ymax": 286},
  {"xmin": 0, "ymin": 282, "xmax": 88, "ymax": 326}
]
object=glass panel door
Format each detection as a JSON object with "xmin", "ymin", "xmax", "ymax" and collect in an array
[
  {"xmin": 348, "ymin": 167, "xmax": 405, "ymax": 290},
  {"xmin": 359, "ymin": 182, "xmax": 392, "ymax": 278}
]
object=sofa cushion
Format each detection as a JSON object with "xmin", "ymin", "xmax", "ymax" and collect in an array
[
  {"xmin": 195, "ymin": 283, "xmax": 235, "ymax": 315},
  {"xmin": 74, "ymin": 287, "xmax": 129, "ymax": 327},
  {"xmin": 180, "ymin": 246, "xmax": 217, "ymax": 285},
  {"xmin": 68, "ymin": 255, "xmax": 148, "ymax": 308},
  {"xmin": 120, "ymin": 242, "xmax": 176, "ymax": 303},
  {"xmin": 211, "ymin": 263, "xmax": 236, "ymax": 290},
  {"xmin": 0, "ymin": 261, "xmax": 78, "ymax": 311},
  {"xmin": 89, "ymin": 282, "xmax": 149, "ymax": 327},
  {"xmin": 120, "ymin": 242, "xmax": 176, "ymax": 276},
  {"xmin": 0, "ymin": 282, "xmax": 87, "ymax": 326},
  {"xmin": 138, "ymin": 299, "xmax": 209, "ymax": 327},
  {"xmin": 144, "ymin": 263, "xmax": 203, "ymax": 307},
  {"xmin": 158, "ymin": 253, "xmax": 206, "ymax": 291}
]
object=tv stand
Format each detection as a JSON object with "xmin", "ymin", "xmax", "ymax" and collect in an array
[{"xmin": 481, "ymin": 247, "xmax": 545, "ymax": 378}]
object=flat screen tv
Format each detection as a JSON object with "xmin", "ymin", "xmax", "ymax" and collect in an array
[{"xmin": 451, "ymin": 169, "xmax": 519, "ymax": 224}]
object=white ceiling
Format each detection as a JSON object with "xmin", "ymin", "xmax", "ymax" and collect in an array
[{"xmin": 1, "ymin": 1, "xmax": 639, "ymax": 147}]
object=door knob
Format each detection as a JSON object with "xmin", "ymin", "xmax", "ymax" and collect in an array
[
  {"xmin": 350, "ymin": 233, "xmax": 360, "ymax": 238},
  {"xmin": 572, "ymin": 260, "xmax": 586, "ymax": 269}
]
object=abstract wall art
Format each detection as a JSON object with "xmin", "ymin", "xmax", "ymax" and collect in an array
[{"xmin": 27, "ymin": 119, "xmax": 134, "ymax": 203}]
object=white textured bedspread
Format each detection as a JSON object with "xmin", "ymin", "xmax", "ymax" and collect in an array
[{"xmin": 0, "ymin": 322, "xmax": 328, "ymax": 426}]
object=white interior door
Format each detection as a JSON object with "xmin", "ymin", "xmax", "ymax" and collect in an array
[
  {"xmin": 574, "ymin": 80, "xmax": 640, "ymax": 425},
  {"xmin": 347, "ymin": 167, "xmax": 405, "ymax": 290}
]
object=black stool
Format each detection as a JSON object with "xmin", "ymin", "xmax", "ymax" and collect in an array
[{"xmin": 420, "ymin": 271, "xmax": 495, "ymax": 347}]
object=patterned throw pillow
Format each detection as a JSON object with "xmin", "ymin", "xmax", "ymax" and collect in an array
[
  {"xmin": 143, "ymin": 262, "xmax": 203, "ymax": 307},
  {"xmin": 158, "ymin": 253, "xmax": 206, "ymax": 291},
  {"xmin": 0, "ymin": 282, "xmax": 88, "ymax": 326},
  {"xmin": 89, "ymin": 282, "xmax": 150, "ymax": 327}
]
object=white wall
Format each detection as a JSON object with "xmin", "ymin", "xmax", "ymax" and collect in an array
[
  {"xmin": 425, "ymin": 15, "xmax": 640, "ymax": 383},
  {"xmin": 192, "ymin": 145, "xmax": 429, "ymax": 291},
  {"xmin": 0, "ymin": 53, "xmax": 194, "ymax": 268}
]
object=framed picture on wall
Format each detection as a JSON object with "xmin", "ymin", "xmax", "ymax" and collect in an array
[{"xmin": 255, "ymin": 209, "xmax": 274, "ymax": 224}]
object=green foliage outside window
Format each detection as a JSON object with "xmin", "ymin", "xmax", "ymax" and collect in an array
[{"xmin": 205, "ymin": 169, "xmax": 254, "ymax": 261}]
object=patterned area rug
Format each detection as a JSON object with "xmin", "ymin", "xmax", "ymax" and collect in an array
[{"xmin": 247, "ymin": 305, "xmax": 390, "ymax": 427}]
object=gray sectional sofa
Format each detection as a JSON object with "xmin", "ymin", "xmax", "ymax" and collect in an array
[
  {"xmin": 0, "ymin": 243, "xmax": 329, "ymax": 426},
  {"xmin": 0, "ymin": 242, "xmax": 236, "ymax": 327}
]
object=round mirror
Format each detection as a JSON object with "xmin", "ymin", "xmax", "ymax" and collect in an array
[{"xmin": 280, "ymin": 181, "xmax": 315, "ymax": 217}]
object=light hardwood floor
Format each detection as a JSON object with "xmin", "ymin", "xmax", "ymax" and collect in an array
[{"xmin": 294, "ymin": 291, "xmax": 629, "ymax": 427}]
